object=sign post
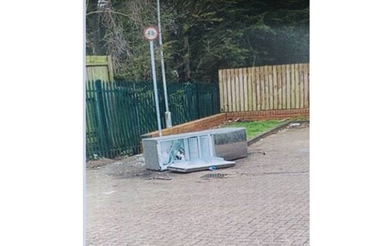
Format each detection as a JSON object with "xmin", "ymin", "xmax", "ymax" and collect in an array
[{"xmin": 143, "ymin": 26, "xmax": 162, "ymax": 137}]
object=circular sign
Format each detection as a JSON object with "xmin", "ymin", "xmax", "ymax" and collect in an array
[{"xmin": 143, "ymin": 26, "xmax": 159, "ymax": 41}]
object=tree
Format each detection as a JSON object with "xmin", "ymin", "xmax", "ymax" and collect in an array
[{"xmin": 86, "ymin": 0, "xmax": 309, "ymax": 82}]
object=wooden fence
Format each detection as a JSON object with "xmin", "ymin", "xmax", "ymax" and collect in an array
[
  {"xmin": 218, "ymin": 63, "xmax": 309, "ymax": 112},
  {"xmin": 86, "ymin": 56, "xmax": 114, "ymax": 82}
]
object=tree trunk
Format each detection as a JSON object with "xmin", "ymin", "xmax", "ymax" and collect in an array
[
  {"xmin": 184, "ymin": 35, "xmax": 191, "ymax": 81},
  {"xmin": 90, "ymin": 0, "xmax": 103, "ymax": 55}
]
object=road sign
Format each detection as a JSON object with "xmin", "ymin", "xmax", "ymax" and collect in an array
[
  {"xmin": 143, "ymin": 26, "xmax": 159, "ymax": 41},
  {"xmin": 144, "ymin": 25, "xmax": 162, "ymax": 136}
]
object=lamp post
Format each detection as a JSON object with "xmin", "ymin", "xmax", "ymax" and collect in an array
[{"xmin": 156, "ymin": 0, "xmax": 172, "ymax": 128}]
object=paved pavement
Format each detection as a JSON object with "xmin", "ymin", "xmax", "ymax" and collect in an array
[{"xmin": 86, "ymin": 126, "xmax": 309, "ymax": 246}]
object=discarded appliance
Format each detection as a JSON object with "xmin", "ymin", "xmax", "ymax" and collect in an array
[
  {"xmin": 142, "ymin": 128, "xmax": 247, "ymax": 172},
  {"xmin": 213, "ymin": 127, "xmax": 248, "ymax": 161}
]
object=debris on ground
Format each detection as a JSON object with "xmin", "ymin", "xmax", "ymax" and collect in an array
[
  {"xmin": 87, "ymin": 158, "xmax": 117, "ymax": 169},
  {"xmin": 142, "ymin": 172, "xmax": 172, "ymax": 181},
  {"xmin": 87, "ymin": 154, "xmax": 146, "ymax": 170},
  {"xmin": 288, "ymin": 121, "xmax": 309, "ymax": 129},
  {"xmin": 201, "ymin": 173, "xmax": 228, "ymax": 179},
  {"xmin": 290, "ymin": 123, "xmax": 301, "ymax": 127},
  {"xmin": 152, "ymin": 173, "xmax": 172, "ymax": 180},
  {"xmin": 208, "ymin": 166, "xmax": 217, "ymax": 171}
]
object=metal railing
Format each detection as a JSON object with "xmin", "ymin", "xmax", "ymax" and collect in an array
[{"xmin": 86, "ymin": 80, "xmax": 220, "ymax": 159}]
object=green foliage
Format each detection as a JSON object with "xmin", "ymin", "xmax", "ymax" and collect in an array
[
  {"xmin": 225, "ymin": 120, "xmax": 281, "ymax": 140},
  {"xmin": 86, "ymin": 0, "xmax": 309, "ymax": 82}
]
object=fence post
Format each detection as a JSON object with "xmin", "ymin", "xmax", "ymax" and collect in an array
[
  {"xmin": 95, "ymin": 80, "xmax": 113, "ymax": 158},
  {"xmin": 196, "ymin": 83, "xmax": 201, "ymax": 119},
  {"xmin": 213, "ymin": 84, "xmax": 219, "ymax": 114}
]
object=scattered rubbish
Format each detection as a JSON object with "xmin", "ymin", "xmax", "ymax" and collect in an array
[
  {"xmin": 152, "ymin": 175, "xmax": 172, "ymax": 180},
  {"xmin": 168, "ymin": 160, "xmax": 234, "ymax": 173},
  {"xmin": 143, "ymin": 173, "xmax": 172, "ymax": 181},
  {"xmin": 201, "ymin": 173, "xmax": 227, "ymax": 179},
  {"xmin": 143, "ymin": 128, "xmax": 247, "ymax": 172},
  {"xmin": 289, "ymin": 123, "xmax": 301, "ymax": 127},
  {"xmin": 103, "ymin": 191, "xmax": 116, "ymax": 195},
  {"xmin": 208, "ymin": 166, "xmax": 217, "ymax": 171}
]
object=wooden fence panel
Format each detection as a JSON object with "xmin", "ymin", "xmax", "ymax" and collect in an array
[
  {"xmin": 295, "ymin": 64, "xmax": 300, "ymax": 108},
  {"xmin": 86, "ymin": 55, "xmax": 114, "ymax": 82},
  {"xmin": 264, "ymin": 66, "xmax": 270, "ymax": 110},
  {"xmin": 222, "ymin": 69, "xmax": 228, "ymax": 112},
  {"xmin": 252, "ymin": 67, "xmax": 257, "ymax": 110},
  {"xmin": 286, "ymin": 65, "xmax": 291, "ymax": 109},
  {"xmin": 227, "ymin": 69, "xmax": 232, "ymax": 112},
  {"xmin": 256, "ymin": 67, "xmax": 261, "ymax": 110},
  {"xmin": 234, "ymin": 69, "xmax": 238, "ymax": 112},
  {"xmin": 290, "ymin": 64, "xmax": 296, "ymax": 108},
  {"xmin": 267, "ymin": 66, "xmax": 272, "ymax": 110},
  {"xmin": 218, "ymin": 63, "xmax": 310, "ymax": 112},
  {"xmin": 246, "ymin": 67, "xmax": 250, "ymax": 111},
  {"xmin": 232, "ymin": 69, "xmax": 236, "ymax": 112},
  {"xmin": 219, "ymin": 70, "xmax": 224, "ymax": 111},
  {"xmin": 260, "ymin": 66, "xmax": 265, "ymax": 110},
  {"xmin": 232, "ymin": 69, "xmax": 237, "ymax": 112},
  {"xmin": 239, "ymin": 68, "xmax": 244, "ymax": 111},
  {"xmin": 277, "ymin": 65, "xmax": 282, "ymax": 110},
  {"xmin": 235, "ymin": 69, "xmax": 240, "ymax": 112},
  {"xmin": 304, "ymin": 63, "xmax": 310, "ymax": 108},
  {"xmin": 299, "ymin": 64, "xmax": 304, "ymax": 108},
  {"xmin": 272, "ymin": 66, "xmax": 277, "ymax": 109},
  {"xmin": 283, "ymin": 65, "xmax": 286, "ymax": 109},
  {"xmin": 243, "ymin": 68, "xmax": 248, "ymax": 111}
]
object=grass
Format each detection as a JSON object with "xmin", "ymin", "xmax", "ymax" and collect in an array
[{"xmin": 224, "ymin": 120, "xmax": 282, "ymax": 140}]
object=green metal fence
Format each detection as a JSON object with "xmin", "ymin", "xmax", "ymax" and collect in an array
[{"xmin": 86, "ymin": 80, "xmax": 220, "ymax": 159}]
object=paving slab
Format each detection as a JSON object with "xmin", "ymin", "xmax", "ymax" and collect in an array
[{"xmin": 86, "ymin": 126, "xmax": 309, "ymax": 246}]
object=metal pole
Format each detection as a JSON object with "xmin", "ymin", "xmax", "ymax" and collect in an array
[
  {"xmin": 157, "ymin": 0, "xmax": 172, "ymax": 127},
  {"xmin": 149, "ymin": 40, "xmax": 162, "ymax": 137}
]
